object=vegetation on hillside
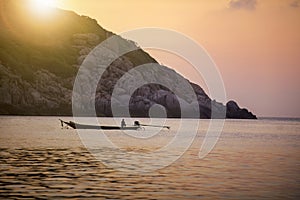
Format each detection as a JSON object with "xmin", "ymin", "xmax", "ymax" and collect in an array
[{"xmin": 0, "ymin": 0, "xmax": 108, "ymax": 81}]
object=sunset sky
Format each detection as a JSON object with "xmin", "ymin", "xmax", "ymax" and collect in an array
[{"xmin": 41, "ymin": 0, "xmax": 300, "ymax": 118}]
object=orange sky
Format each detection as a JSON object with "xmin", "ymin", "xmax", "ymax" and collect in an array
[{"xmin": 52, "ymin": 0, "xmax": 300, "ymax": 118}]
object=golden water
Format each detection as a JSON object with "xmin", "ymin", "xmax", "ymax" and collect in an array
[{"xmin": 0, "ymin": 117, "xmax": 299, "ymax": 199}]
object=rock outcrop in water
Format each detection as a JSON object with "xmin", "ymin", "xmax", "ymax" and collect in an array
[
  {"xmin": 226, "ymin": 101, "xmax": 256, "ymax": 119},
  {"xmin": 0, "ymin": 0, "xmax": 256, "ymax": 119}
]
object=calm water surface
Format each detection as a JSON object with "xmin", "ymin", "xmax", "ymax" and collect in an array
[{"xmin": 0, "ymin": 116, "xmax": 299, "ymax": 199}]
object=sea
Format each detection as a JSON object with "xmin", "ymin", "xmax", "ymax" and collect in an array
[{"xmin": 0, "ymin": 116, "xmax": 299, "ymax": 199}]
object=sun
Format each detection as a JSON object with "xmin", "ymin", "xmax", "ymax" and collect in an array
[{"xmin": 29, "ymin": 0, "xmax": 57, "ymax": 16}]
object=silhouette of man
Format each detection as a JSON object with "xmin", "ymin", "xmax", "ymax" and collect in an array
[{"xmin": 121, "ymin": 119, "xmax": 126, "ymax": 128}]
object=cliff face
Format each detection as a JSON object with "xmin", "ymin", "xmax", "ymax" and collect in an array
[{"xmin": 0, "ymin": 0, "xmax": 256, "ymax": 119}]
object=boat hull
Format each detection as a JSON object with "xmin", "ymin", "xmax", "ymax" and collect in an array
[{"xmin": 60, "ymin": 120, "xmax": 140, "ymax": 130}]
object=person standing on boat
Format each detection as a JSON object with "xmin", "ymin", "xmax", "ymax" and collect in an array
[{"xmin": 121, "ymin": 119, "xmax": 126, "ymax": 128}]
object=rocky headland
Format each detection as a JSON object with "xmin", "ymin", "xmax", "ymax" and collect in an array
[{"xmin": 0, "ymin": 0, "xmax": 256, "ymax": 119}]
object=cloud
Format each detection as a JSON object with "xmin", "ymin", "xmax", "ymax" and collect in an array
[
  {"xmin": 290, "ymin": 0, "xmax": 300, "ymax": 8},
  {"xmin": 228, "ymin": 0, "xmax": 257, "ymax": 10}
]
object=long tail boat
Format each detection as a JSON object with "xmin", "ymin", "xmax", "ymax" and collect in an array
[{"xmin": 59, "ymin": 119, "xmax": 142, "ymax": 130}]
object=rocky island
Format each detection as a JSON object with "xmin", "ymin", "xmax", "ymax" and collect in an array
[{"xmin": 0, "ymin": 0, "xmax": 256, "ymax": 119}]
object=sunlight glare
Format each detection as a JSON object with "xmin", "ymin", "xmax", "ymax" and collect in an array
[{"xmin": 29, "ymin": 0, "xmax": 57, "ymax": 16}]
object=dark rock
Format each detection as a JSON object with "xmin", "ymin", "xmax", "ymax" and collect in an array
[{"xmin": 226, "ymin": 100, "xmax": 257, "ymax": 119}]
